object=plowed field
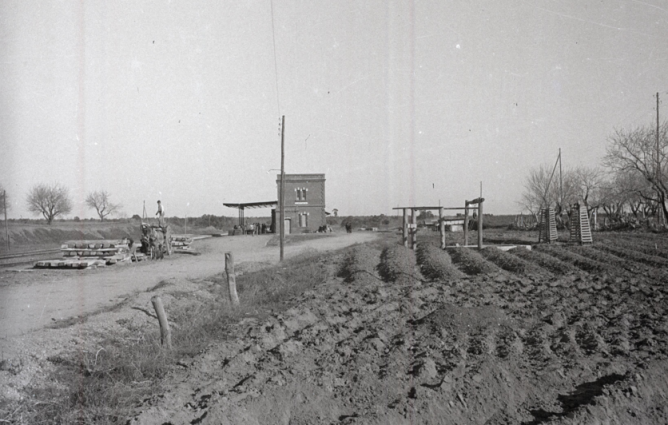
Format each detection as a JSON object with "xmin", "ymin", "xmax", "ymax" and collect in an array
[
  {"xmin": 2, "ymin": 230, "xmax": 668, "ymax": 424},
  {"xmin": 130, "ymin": 231, "xmax": 668, "ymax": 424}
]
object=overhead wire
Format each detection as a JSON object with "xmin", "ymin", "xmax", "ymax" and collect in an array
[{"xmin": 270, "ymin": 0, "xmax": 281, "ymax": 117}]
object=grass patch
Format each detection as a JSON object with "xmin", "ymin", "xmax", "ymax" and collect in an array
[
  {"xmin": 5, "ymin": 251, "xmax": 329, "ymax": 425},
  {"xmin": 265, "ymin": 233, "xmax": 331, "ymax": 246}
]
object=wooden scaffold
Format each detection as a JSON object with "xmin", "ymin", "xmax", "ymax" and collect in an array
[
  {"xmin": 569, "ymin": 202, "xmax": 593, "ymax": 244},
  {"xmin": 393, "ymin": 197, "xmax": 485, "ymax": 250}
]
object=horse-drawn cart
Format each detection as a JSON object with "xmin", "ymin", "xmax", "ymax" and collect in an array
[{"xmin": 139, "ymin": 223, "xmax": 173, "ymax": 260}]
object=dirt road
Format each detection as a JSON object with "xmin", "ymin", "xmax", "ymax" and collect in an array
[{"xmin": 0, "ymin": 232, "xmax": 377, "ymax": 347}]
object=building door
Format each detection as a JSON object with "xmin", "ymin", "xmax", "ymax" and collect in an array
[{"xmin": 284, "ymin": 218, "xmax": 291, "ymax": 235}]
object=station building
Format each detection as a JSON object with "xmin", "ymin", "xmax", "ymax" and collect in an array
[{"xmin": 274, "ymin": 173, "xmax": 326, "ymax": 233}]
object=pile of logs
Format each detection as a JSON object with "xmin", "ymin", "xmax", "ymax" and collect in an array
[{"xmin": 34, "ymin": 239, "xmax": 142, "ymax": 269}]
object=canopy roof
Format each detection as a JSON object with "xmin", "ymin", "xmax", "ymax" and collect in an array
[{"xmin": 223, "ymin": 201, "xmax": 278, "ymax": 210}]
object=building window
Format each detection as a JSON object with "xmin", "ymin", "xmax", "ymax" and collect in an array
[
  {"xmin": 299, "ymin": 212, "xmax": 308, "ymax": 227},
  {"xmin": 303, "ymin": 188, "xmax": 307, "ymax": 201}
]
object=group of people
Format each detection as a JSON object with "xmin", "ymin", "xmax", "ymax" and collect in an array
[{"xmin": 232, "ymin": 222, "xmax": 269, "ymax": 236}]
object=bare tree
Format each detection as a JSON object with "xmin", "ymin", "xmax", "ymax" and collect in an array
[
  {"xmin": 570, "ymin": 166, "xmax": 609, "ymax": 223},
  {"xmin": 604, "ymin": 122, "xmax": 668, "ymax": 222},
  {"xmin": 26, "ymin": 183, "xmax": 72, "ymax": 224},
  {"xmin": 519, "ymin": 164, "xmax": 579, "ymax": 219},
  {"xmin": 85, "ymin": 190, "xmax": 122, "ymax": 221}
]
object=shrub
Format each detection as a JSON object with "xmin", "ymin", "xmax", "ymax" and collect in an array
[
  {"xmin": 415, "ymin": 243, "xmax": 463, "ymax": 281},
  {"xmin": 378, "ymin": 245, "xmax": 419, "ymax": 284},
  {"xmin": 480, "ymin": 247, "xmax": 535, "ymax": 274},
  {"xmin": 448, "ymin": 247, "xmax": 500, "ymax": 275},
  {"xmin": 339, "ymin": 245, "xmax": 381, "ymax": 285}
]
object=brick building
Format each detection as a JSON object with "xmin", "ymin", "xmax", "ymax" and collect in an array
[{"xmin": 274, "ymin": 174, "xmax": 326, "ymax": 233}]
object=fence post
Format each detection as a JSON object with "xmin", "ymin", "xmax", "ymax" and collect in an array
[
  {"xmin": 411, "ymin": 208, "xmax": 417, "ymax": 250},
  {"xmin": 151, "ymin": 296, "xmax": 172, "ymax": 349},
  {"xmin": 225, "ymin": 252, "xmax": 240, "ymax": 306},
  {"xmin": 478, "ymin": 200, "xmax": 484, "ymax": 249},
  {"xmin": 464, "ymin": 203, "xmax": 469, "ymax": 246},
  {"xmin": 439, "ymin": 207, "xmax": 445, "ymax": 249},
  {"xmin": 402, "ymin": 208, "xmax": 408, "ymax": 248}
]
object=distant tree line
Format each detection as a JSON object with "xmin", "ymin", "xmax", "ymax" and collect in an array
[{"xmin": 520, "ymin": 121, "xmax": 668, "ymax": 229}]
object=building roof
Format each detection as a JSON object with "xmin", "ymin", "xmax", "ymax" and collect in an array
[
  {"xmin": 223, "ymin": 201, "xmax": 278, "ymax": 210},
  {"xmin": 276, "ymin": 173, "xmax": 325, "ymax": 181}
]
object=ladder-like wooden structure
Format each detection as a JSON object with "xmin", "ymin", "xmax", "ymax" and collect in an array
[
  {"xmin": 538, "ymin": 207, "xmax": 558, "ymax": 243},
  {"xmin": 569, "ymin": 204, "xmax": 593, "ymax": 244}
]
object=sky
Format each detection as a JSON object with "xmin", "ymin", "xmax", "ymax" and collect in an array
[{"xmin": 1, "ymin": 0, "xmax": 668, "ymax": 219}]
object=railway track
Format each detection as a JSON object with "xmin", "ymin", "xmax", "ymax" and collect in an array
[{"xmin": 0, "ymin": 248, "xmax": 62, "ymax": 268}]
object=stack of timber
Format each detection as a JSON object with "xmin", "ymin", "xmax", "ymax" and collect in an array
[
  {"xmin": 171, "ymin": 234, "xmax": 194, "ymax": 252},
  {"xmin": 34, "ymin": 239, "xmax": 142, "ymax": 269}
]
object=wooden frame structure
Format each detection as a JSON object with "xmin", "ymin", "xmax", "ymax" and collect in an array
[{"xmin": 393, "ymin": 197, "xmax": 485, "ymax": 250}]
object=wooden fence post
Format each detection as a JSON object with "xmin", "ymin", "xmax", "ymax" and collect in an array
[
  {"xmin": 439, "ymin": 207, "xmax": 445, "ymax": 249},
  {"xmin": 411, "ymin": 208, "xmax": 417, "ymax": 250},
  {"xmin": 464, "ymin": 203, "xmax": 469, "ymax": 246},
  {"xmin": 402, "ymin": 208, "xmax": 408, "ymax": 248},
  {"xmin": 151, "ymin": 296, "xmax": 172, "ymax": 350},
  {"xmin": 225, "ymin": 252, "xmax": 240, "ymax": 306},
  {"xmin": 478, "ymin": 200, "xmax": 484, "ymax": 249}
]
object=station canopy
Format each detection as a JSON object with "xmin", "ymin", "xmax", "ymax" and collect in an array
[
  {"xmin": 223, "ymin": 201, "xmax": 278, "ymax": 210},
  {"xmin": 224, "ymin": 201, "xmax": 278, "ymax": 226}
]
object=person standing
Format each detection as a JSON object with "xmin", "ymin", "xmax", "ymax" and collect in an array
[{"xmin": 156, "ymin": 200, "xmax": 165, "ymax": 226}]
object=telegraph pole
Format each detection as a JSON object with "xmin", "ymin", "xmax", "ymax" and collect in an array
[
  {"xmin": 279, "ymin": 115, "xmax": 286, "ymax": 262},
  {"xmin": 658, "ymin": 93, "xmax": 663, "ymax": 226},
  {"xmin": 3, "ymin": 190, "xmax": 8, "ymax": 251},
  {"xmin": 559, "ymin": 148, "xmax": 563, "ymax": 207}
]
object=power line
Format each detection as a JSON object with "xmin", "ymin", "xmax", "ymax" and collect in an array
[{"xmin": 270, "ymin": 0, "xmax": 281, "ymax": 116}]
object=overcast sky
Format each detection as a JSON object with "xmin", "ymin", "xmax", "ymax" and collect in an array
[{"xmin": 1, "ymin": 0, "xmax": 667, "ymax": 219}]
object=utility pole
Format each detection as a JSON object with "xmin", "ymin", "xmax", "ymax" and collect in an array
[
  {"xmin": 3, "ymin": 190, "xmax": 8, "ymax": 251},
  {"xmin": 559, "ymin": 148, "xmax": 563, "ymax": 207},
  {"xmin": 658, "ymin": 93, "xmax": 663, "ymax": 226},
  {"xmin": 280, "ymin": 115, "xmax": 285, "ymax": 262}
]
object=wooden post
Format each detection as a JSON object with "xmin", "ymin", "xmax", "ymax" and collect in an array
[
  {"xmin": 151, "ymin": 296, "xmax": 172, "ymax": 349},
  {"xmin": 225, "ymin": 252, "xmax": 240, "ymax": 306},
  {"xmin": 439, "ymin": 207, "xmax": 445, "ymax": 249},
  {"xmin": 402, "ymin": 208, "xmax": 408, "ymax": 247},
  {"xmin": 478, "ymin": 200, "xmax": 483, "ymax": 249},
  {"xmin": 411, "ymin": 208, "xmax": 417, "ymax": 250},
  {"xmin": 464, "ymin": 203, "xmax": 469, "ymax": 246},
  {"xmin": 279, "ymin": 115, "xmax": 285, "ymax": 262}
]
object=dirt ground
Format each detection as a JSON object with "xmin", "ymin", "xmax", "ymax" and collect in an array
[
  {"xmin": 3, "ymin": 229, "xmax": 668, "ymax": 424},
  {"xmin": 0, "ymin": 232, "xmax": 377, "ymax": 356},
  {"xmin": 126, "ymin": 231, "xmax": 668, "ymax": 425}
]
